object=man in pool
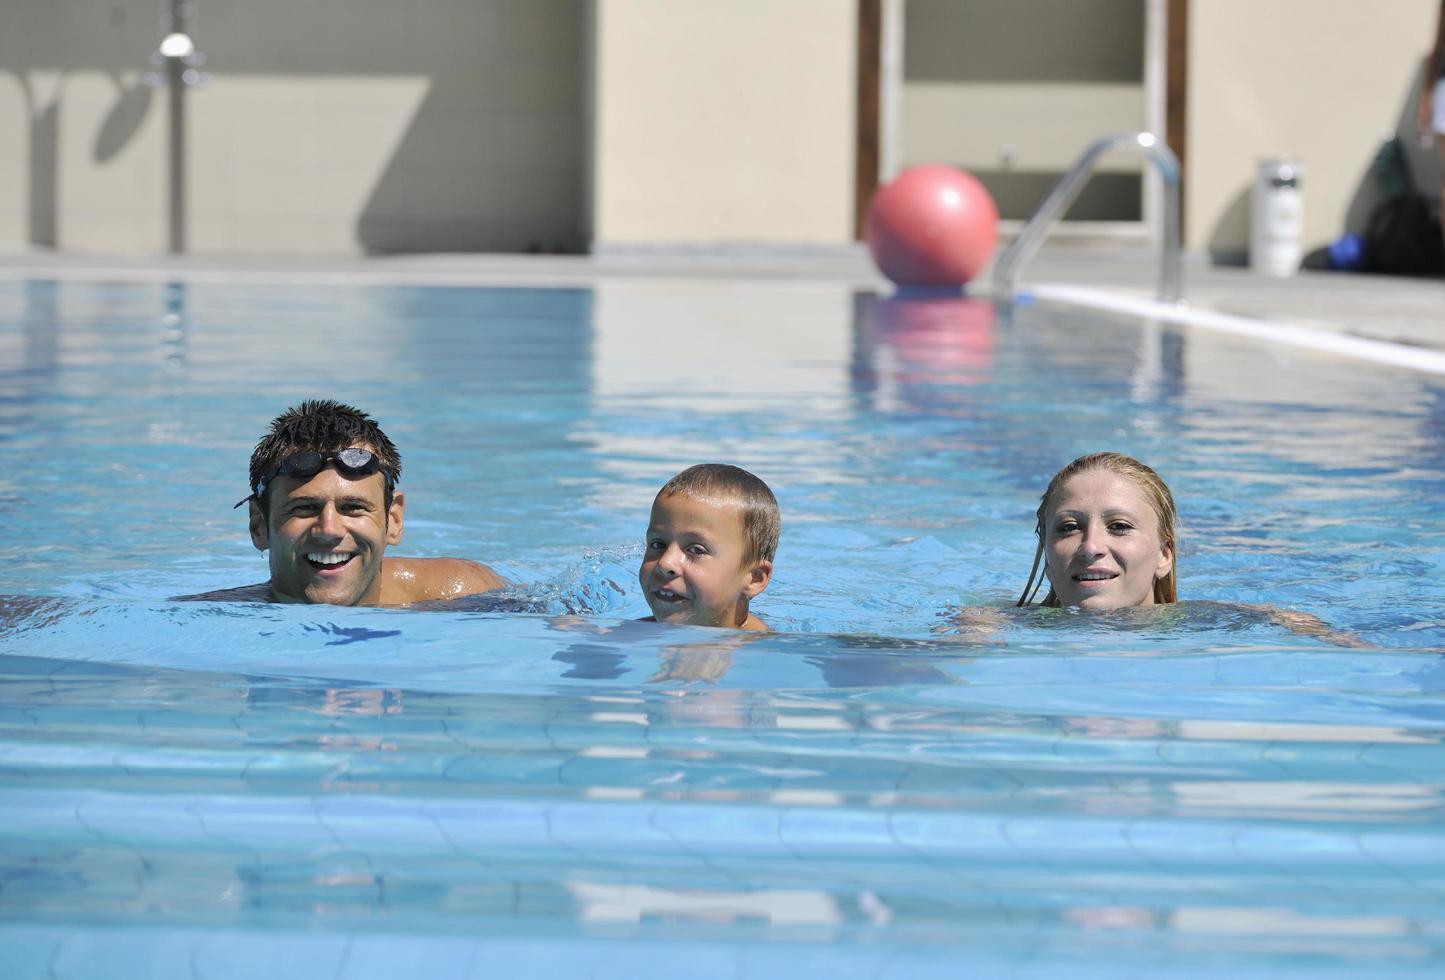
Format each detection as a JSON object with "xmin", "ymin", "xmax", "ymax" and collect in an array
[
  {"xmin": 184, "ymin": 399, "xmax": 506, "ymax": 606},
  {"xmin": 639, "ymin": 463, "xmax": 778, "ymax": 631}
]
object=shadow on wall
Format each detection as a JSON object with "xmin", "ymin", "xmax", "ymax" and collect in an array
[
  {"xmin": 1206, "ymin": 187, "xmax": 1250, "ymax": 267},
  {"xmin": 26, "ymin": 87, "xmax": 58, "ymax": 249},
  {"xmin": 356, "ymin": 79, "xmax": 584, "ymax": 255},
  {"xmin": 4, "ymin": 0, "xmax": 587, "ymax": 255},
  {"xmin": 1209, "ymin": 59, "xmax": 1444, "ymax": 267},
  {"xmin": 353, "ymin": 2, "xmax": 587, "ymax": 254},
  {"xmin": 5, "ymin": 3, "xmax": 164, "ymax": 249},
  {"xmin": 94, "ymin": 74, "xmax": 153, "ymax": 164},
  {"xmin": 21, "ymin": 70, "xmax": 154, "ymax": 247},
  {"xmin": 349, "ymin": 1, "xmax": 587, "ymax": 255}
]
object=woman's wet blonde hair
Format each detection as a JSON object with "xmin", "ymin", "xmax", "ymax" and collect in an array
[{"xmin": 1017, "ymin": 452, "xmax": 1178, "ymax": 607}]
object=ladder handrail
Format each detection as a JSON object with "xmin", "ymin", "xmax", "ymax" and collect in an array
[{"xmin": 992, "ymin": 132, "xmax": 1183, "ymax": 303}]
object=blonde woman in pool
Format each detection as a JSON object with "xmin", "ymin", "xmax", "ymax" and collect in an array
[
  {"xmin": 999, "ymin": 452, "xmax": 1364, "ymax": 645},
  {"xmin": 939, "ymin": 451, "xmax": 1170, "ymax": 634},
  {"xmin": 1019, "ymin": 452, "xmax": 1175, "ymax": 610}
]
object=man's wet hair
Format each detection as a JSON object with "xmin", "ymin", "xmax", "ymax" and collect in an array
[
  {"xmin": 249, "ymin": 400, "xmax": 402, "ymax": 512},
  {"xmin": 657, "ymin": 463, "xmax": 780, "ymax": 565}
]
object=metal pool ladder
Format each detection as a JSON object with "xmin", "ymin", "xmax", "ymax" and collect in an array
[{"xmin": 992, "ymin": 132, "xmax": 1183, "ymax": 303}]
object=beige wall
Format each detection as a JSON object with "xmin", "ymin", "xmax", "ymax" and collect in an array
[
  {"xmin": 590, "ymin": 0, "xmax": 857, "ymax": 247},
  {"xmin": 0, "ymin": 68, "xmax": 171, "ymax": 252},
  {"xmin": 188, "ymin": 74, "xmax": 430, "ymax": 254},
  {"xmin": 0, "ymin": 0, "xmax": 586, "ymax": 255},
  {"xmin": 0, "ymin": 72, "xmax": 21, "ymax": 246},
  {"xmin": 8, "ymin": 1, "xmax": 1434, "ymax": 259},
  {"xmin": 1187, "ymin": 0, "xmax": 1439, "ymax": 257}
]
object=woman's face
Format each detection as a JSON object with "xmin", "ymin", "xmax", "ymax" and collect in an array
[{"xmin": 1043, "ymin": 468, "xmax": 1173, "ymax": 610}]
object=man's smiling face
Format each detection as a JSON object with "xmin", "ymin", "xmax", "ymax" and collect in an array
[{"xmin": 249, "ymin": 448, "xmax": 404, "ymax": 606}]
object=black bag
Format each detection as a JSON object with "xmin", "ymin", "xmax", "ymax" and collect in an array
[{"xmin": 1362, "ymin": 192, "xmax": 1445, "ymax": 277}]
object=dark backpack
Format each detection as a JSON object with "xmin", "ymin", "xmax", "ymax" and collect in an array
[
  {"xmin": 1362, "ymin": 192, "xmax": 1445, "ymax": 277},
  {"xmin": 1359, "ymin": 137, "xmax": 1445, "ymax": 277}
]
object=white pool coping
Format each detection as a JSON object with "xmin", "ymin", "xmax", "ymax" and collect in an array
[{"xmin": 1029, "ymin": 284, "xmax": 1445, "ymax": 376}]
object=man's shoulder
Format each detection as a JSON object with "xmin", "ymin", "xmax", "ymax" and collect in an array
[
  {"xmin": 382, "ymin": 557, "xmax": 507, "ymax": 604},
  {"xmin": 173, "ymin": 562, "xmax": 507, "ymax": 607},
  {"xmin": 172, "ymin": 583, "xmax": 272, "ymax": 603}
]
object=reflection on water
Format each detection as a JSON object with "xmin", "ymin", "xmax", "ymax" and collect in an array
[
  {"xmin": 160, "ymin": 281, "xmax": 188, "ymax": 376},
  {"xmin": 0, "ymin": 282, "xmax": 59, "ymax": 452},
  {"xmin": 851, "ymin": 290, "xmax": 996, "ymax": 405}
]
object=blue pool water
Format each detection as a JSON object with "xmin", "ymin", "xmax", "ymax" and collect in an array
[{"xmin": 0, "ymin": 275, "xmax": 1442, "ymax": 977}]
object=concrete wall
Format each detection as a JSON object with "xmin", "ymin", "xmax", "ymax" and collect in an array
[
  {"xmin": 590, "ymin": 0, "xmax": 857, "ymax": 247},
  {"xmin": 8, "ymin": 1, "xmax": 1434, "ymax": 259},
  {"xmin": 0, "ymin": 0, "xmax": 586, "ymax": 255},
  {"xmin": 0, "ymin": 3, "xmax": 171, "ymax": 251},
  {"xmin": 901, "ymin": 0, "xmax": 1148, "ymax": 222},
  {"xmin": 1187, "ymin": 0, "xmax": 1440, "ymax": 259}
]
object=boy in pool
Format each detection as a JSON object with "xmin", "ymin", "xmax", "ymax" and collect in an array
[
  {"xmin": 639, "ymin": 464, "xmax": 778, "ymax": 631},
  {"xmin": 182, "ymin": 399, "xmax": 506, "ymax": 606}
]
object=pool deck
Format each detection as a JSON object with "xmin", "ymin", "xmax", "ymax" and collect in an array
[{"xmin": 2, "ymin": 244, "xmax": 1441, "ymax": 357}]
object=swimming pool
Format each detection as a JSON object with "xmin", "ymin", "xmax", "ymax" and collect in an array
[{"xmin": 1, "ymin": 274, "xmax": 1442, "ymax": 978}]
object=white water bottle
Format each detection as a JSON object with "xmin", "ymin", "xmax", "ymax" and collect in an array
[{"xmin": 1251, "ymin": 159, "xmax": 1302, "ymax": 277}]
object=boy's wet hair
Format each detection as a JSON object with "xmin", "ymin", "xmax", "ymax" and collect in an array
[
  {"xmin": 658, "ymin": 463, "xmax": 780, "ymax": 566},
  {"xmin": 249, "ymin": 400, "xmax": 402, "ymax": 512},
  {"xmin": 1018, "ymin": 452, "xmax": 1178, "ymax": 607}
]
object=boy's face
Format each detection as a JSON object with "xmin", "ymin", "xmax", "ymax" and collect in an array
[{"xmin": 639, "ymin": 491, "xmax": 771, "ymax": 628}]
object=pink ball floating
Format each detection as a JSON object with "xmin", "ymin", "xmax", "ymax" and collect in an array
[{"xmin": 865, "ymin": 165, "xmax": 999, "ymax": 288}]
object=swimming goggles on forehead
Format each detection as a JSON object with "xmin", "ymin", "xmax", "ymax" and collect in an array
[{"xmin": 234, "ymin": 448, "xmax": 397, "ymax": 508}]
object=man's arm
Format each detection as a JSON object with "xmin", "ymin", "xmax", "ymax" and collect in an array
[{"xmin": 381, "ymin": 557, "xmax": 508, "ymax": 604}]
